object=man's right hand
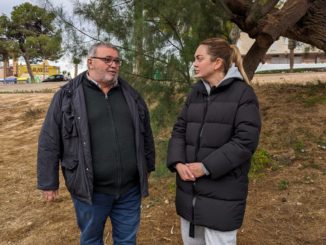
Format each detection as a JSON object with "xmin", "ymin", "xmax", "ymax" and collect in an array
[
  {"xmin": 175, "ymin": 163, "xmax": 196, "ymax": 181},
  {"xmin": 42, "ymin": 190, "xmax": 59, "ymax": 202}
]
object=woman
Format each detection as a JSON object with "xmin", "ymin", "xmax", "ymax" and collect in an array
[{"xmin": 167, "ymin": 38, "xmax": 261, "ymax": 244}]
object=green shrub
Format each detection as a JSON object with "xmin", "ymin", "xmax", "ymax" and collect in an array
[
  {"xmin": 287, "ymin": 83, "xmax": 326, "ymax": 107},
  {"xmin": 292, "ymin": 141, "xmax": 305, "ymax": 154},
  {"xmin": 22, "ymin": 108, "xmax": 44, "ymax": 120},
  {"xmin": 278, "ymin": 180, "xmax": 289, "ymax": 190},
  {"xmin": 250, "ymin": 149, "xmax": 271, "ymax": 177},
  {"xmin": 152, "ymin": 139, "xmax": 172, "ymax": 178}
]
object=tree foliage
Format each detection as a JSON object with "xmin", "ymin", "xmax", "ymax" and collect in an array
[
  {"xmin": 142, "ymin": 0, "xmax": 232, "ymax": 83},
  {"xmin": 0, "ymin": 16, "xmax": 19, "ymax": 59},
  {"xmin": 0, "ymin": 16, "xmax": 19, "ymax": 78},
  {"xmin": 67, "ymin": 0, "xmax": 233, "ymax": 132},
  {"xmin": 1, "ymin": 3, "xmax": 62, "ymax": 82},
  {"xmin": 72, "ymin": 0, "xmax": 231, "ymax": 86}
]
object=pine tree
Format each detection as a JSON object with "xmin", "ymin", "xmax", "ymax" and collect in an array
[{"xmin": 1, "ymin": 3, "xmax": 62, "ymax": 83}]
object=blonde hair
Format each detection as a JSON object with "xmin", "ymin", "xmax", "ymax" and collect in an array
[{"xmin": 199, "ymin": 38, "xmax": 249, "ymax": 83}]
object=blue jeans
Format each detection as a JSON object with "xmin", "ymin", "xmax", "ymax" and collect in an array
[{"xmin": 72, "ymin": 186, "xmax": 141, "ymax": 245}]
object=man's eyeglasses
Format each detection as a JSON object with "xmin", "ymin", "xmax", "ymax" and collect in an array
[{"xmin": 91, "ymin": 56, "xmax": 122, "ymax": 66}]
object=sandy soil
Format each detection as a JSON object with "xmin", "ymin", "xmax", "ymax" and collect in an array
[{"xmin": 0, "ymin": 74, "xmax": 325, "ymax": 244}]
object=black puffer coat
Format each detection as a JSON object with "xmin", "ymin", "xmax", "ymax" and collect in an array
[{"xmin": 167, "ymin": 68, "xmax": 261, "ymax": 232}]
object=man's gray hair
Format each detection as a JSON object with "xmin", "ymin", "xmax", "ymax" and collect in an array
[{"xmin": 87, "ymin": 42, "xmax": 120, "ymax": 57}]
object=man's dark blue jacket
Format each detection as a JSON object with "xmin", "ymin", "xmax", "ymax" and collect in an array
[{"xmin": 37, "ymin": 71, "xmax": 155, "ymax": 204}]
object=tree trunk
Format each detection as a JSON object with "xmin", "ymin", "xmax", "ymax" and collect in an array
[
  {"xmin": 289, "ymin": 49, "xmax": 294, "ymax": 72},
  {"xmin": 23, "ymin": 54, "xmax": 35, "ymax": 83},
  {"xmin": 215, "ymin": 0, "xmax": 326, "ymax": 78},
  {"xmin": 43, "ymin": 60, "xmax": 46, "ymax": 80},
  {"xmin": 288, "ymin": 39, "xmax": 296, "ymax": 72},
  {"xmin": 243, "ymin": 37, "xmax": 273, "ymax": 80},
  {"xmin": 13, "ymin": 57, "xmax": 18, "ymax": 77},
  {"xmin": 284, "ymin": 0, "xmax": 326, "ymax": 52},
  {"xmin": 132, "ymin": 0, "xmax": 144, "ymax": 75},
  {"xmin": 3, "ymin": 55, "xmax": 9, "ymax": 80}
]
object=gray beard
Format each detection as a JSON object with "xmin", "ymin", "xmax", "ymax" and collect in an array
[{"xmin": 104, "ymin": 78, "xmax": 117, "ymax": 87}]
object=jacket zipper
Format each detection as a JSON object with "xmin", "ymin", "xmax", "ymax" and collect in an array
[
  {"xmin": 189, "ymin": 181, "xmax": 197, "ymax": 238},
  {"xmin": 190, "ymin": 93, "xmax": 209, "ymax": 237},
  {"xmin": 105, "ymin": 93, "xmax": 122, "ymax": 193}
]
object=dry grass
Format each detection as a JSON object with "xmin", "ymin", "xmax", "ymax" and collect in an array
[{"xmin": 0, "ymin": 75, "xmax": 325, "ymax": 245}]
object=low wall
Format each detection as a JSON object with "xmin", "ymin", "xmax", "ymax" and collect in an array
[{"xmin": 252, "ymin": 72, "xmax": 326, "ymax": 85}]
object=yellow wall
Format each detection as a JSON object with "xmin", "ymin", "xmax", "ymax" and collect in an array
[{"xmin": 17, "ymin": 61, "xmax": 60, "ymax": 82}]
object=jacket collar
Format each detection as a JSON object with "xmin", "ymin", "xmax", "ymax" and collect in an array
[
  {"xmin": 118, "ymin": 77, "xmax": 140, "ymax": 101},
  {"xmin": 85, "ymin": 72, "xmax": 119, "ymax": 89},
  {"xmin": 194, "ymin": 64, "xmax": 244, "ymax": 95},
  {"xmin": 61, "ymin": 71, "xmax": 139, "ymax": 100}
]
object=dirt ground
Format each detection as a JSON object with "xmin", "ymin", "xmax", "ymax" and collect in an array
[{"xmin": 0, "ymin": 73, "xmax": 325, "ymax": 245}]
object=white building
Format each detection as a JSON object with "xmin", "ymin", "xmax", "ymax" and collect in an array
[{"xmin": 237, "ymin": 32, "xmax": 326, "ymax": 71}]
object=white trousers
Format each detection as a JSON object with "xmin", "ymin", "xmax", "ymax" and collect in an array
[{"xmin": 180, "ymin": 217, "xmax": 237, "ymax": 245}]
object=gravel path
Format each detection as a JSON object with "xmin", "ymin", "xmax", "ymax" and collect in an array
[{"xmin": 0, "ymin": 82, "xmax": 67, "ymax": 93}]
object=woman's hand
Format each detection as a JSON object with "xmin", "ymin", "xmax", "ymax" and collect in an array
[
  {"xmin": 175, "ymin": 163, "xmax": 196, "ymax": 181},
  {"xmin": 187, "ymin": 162, "xmax": 205, "ymax": 178}
]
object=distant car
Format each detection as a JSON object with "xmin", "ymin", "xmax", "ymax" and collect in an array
[
  {"xmin": 0, "ymin": 76, "xmax": 17, "ymax": 84},
  {"xmin": 42, "ymin": 74, "xmax": 68, "ymax": 82}
]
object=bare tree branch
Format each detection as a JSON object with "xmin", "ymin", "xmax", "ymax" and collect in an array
[
  {"xmin": 283, "ymin": 0, "xmax": 326, "ymax": 52},
  {"xmin": 259, "ymin": 0, "xmax": 309, "ymax": 41},
  {"xmin": 260, "ymin": 0, "xmax": 279, "ymax": 16},
  {"xmin": 211, "ymin": 0, "xmax": 326, "ymax": 80}
]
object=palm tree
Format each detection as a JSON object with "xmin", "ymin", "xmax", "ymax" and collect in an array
[{"xmin": 288, "ymin": 39, "xmax": 297, "ymax": 72}]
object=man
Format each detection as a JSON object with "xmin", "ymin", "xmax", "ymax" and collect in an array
[{"xmin": 37, "ymin": 42, "xmax": 155, "ymax": 244}]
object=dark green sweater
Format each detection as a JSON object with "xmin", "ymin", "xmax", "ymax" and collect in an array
[{"xmin": 82, "ymin": 76, "xmax": 138, "ymax": 195}]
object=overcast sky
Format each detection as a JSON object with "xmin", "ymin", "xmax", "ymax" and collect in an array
[
  {"xmin": 0, "ymin": 0, "xmax": 32, "ymax": 16},
  {"xmin": 0, "ymin": 0, "xmax": 77, "ymax": 16},
  {"xmin": 0, "ymin": 0, "xmax": 43, "ymax": 16}
]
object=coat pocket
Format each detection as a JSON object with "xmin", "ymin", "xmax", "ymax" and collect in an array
[
  {"xmin": 62, "ymin": 159, "xmax": 78, "ymax": 170},
  {"xmin": 62, "ymin": 112, "xmax": 78, "ymax": 138},
  {"xmin": 61, "ymin": 159, "xmax": 79, "ymax": 193}
]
